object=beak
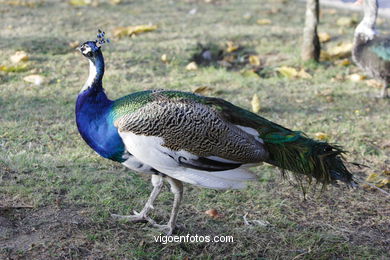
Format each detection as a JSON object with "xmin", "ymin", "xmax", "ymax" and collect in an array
[{"xmin": 76, "ymin": 46, "xmax": 82, "ymax": 52}]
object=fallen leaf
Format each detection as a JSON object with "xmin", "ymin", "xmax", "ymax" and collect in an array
[
  {"xmin": 314, "ymin": 132, "xmax": 329, "ymax": 141},
  {"xmin": 249, "ymin": 55, "xmax": 261, "ymax": 66},
  {"xmin": 276, "ymin": 66, "xmax": 297, "ymax": 78},
  {"xmin": 205, "ymin": 209, "xmax": 222, "ymax": 219},
  {"xmin": 241, "ymin": 70, "xmax": 260, "ymax": 78},
  {"xmin": 251, "ymin": 94, "xmax": 261, "ymax": 113},
  {"xmin": 113, "ymin": 24, "xmax": 157, "ymax": 38},
  {"xmin": 336, "ymin": 17, "xmax": 357, "ymax": 27},
  {"xmin": 2, "ymin": 0, "xmax": 44, "ymax": 7},
  {"xmin": 160, "ymin": 54, "xmax": 168, "ymax": 64},
  {"xmin": 320, "ymin": 51, "xmax": 331, "ymax": 61},
  {"xmin": 297, "ymin": 68, "xmax": 312, "ymax": 79},
  {"xmin": 186, "ymin": 62, "xmax": 198, "ymax": 71},
  {"xmin": 318, "ymin": 32, "xmax": 331, "ymax": 43},
  {"xmin": 192, "ymin": 86, "xmax": 213, "ymax": 95},
  {"xmin": 366, "ymin": 173, "xmax": 379, "ymax": 183},
  {"xmin": 349, "ymin": 73, "xmax": 366, "ymax": 82},
  {"xmin": 10, "ymin": 51, "xmax": 29, "ymax": 63},
  {"xmin": 256, "ymin": 19, "xmax": 272, "ymax": 25},
  {"xmin": 376, "ymin": 178, "xmax": 390, "ymax": 188},
  {"xmin": 276, "ymin": 66, "xmax": 311, "ymax": 79},
  {"xmin": 0, "ymin": 64, "xmax": 29, "ymax": 72},
  {"xmin": 329, "ymin": 42, "xmax": 353, "ymax": 57},
  {"xmin": 354, "ymin": 109, "xmax": 361, "ymax": 116},
  {"xmin": 23, "ymin": 74, "xmax": 45, "ymax": 85},
  {"xmin": 334, "ymin": 58, "xmax": 351, "ymax": 66},
  {"xmin": 322, "ymin": 42, "xmax": 353, "ymax": 60},
  {"xmin": 69, "ymin": 0, "xmax": 92, "ymax": 6},
  {"xmin": 226, "ymin": 41, "xmax": 239, "ymax": 53}
]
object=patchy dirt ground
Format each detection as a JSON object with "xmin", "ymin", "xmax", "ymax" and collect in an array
[{"xmin": 1, "ymin": 175, "xmax": 389, "ymax": 259}]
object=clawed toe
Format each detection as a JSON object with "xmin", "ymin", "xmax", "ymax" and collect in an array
[
  {"xmin": 112, "ymin": 213, "xmax": 177, "ymax": 234},
  {"xmin": 110, "ymin": 177, "xmax": 182, "ymax": 235},
  {"xmin": 153, "ymin": 223, "xmax": 175, "ymax": 235},
  {"xmin": 111, "ymin": 212, "xmax": 156, "ymax": 225}
]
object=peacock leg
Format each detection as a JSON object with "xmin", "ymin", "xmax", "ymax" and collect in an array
[
  {"xmin": 111, "ymin": 174, "xmax": 163, "ymax": 224},
  {"xmin": 153, "ymin": 177, "xmax": 183, "ymax": 235}
]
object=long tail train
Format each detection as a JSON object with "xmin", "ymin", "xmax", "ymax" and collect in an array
[
  {"xmin": 206, "ymin": 97, "xmax": 356, "ymax": 186},
  {"xmin": 262, "ymin": 132, "xmax": 355, "ymax": 186}
]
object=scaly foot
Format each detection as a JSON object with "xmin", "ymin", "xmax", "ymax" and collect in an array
[
  {"xmin": 111, "ymin": 210, "xmax": 157, "ymax": 225},
  {"xmin": 153, "ymin": 223, "xmax": 175, "ymax": 235}
]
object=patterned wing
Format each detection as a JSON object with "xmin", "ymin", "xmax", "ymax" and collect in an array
[{"xmin": 113, "ymin": 92, "xmax": 268, "ymax": 167}]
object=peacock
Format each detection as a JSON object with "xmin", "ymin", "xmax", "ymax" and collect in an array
[
  {"xmin": 76, "ymin": 31, "xmax": 355, "ymax": 235},
  {"xmin": 352, "ymin": 0, "xmax": 390, "ymax": 98}
]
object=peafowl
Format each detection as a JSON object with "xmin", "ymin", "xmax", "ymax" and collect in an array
[
  {"xmin": 352, "ymin": 0, "xmax": 390, "ymax": 98},
  {"xmin": 76, "ymin": 31, "xmax": 355, "ymax": 235}
]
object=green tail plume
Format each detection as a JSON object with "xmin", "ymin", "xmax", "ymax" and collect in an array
[
  {"xmin": 204, "ymin": 96, "xmax": 354, "ymax": 185},
  {"xmin": 263, "ymin": 132, "xmax": 353, "ymax": 185},
  {"xmin": 208, "ymin": 97, "xmax": 354, "ymax": 185}
]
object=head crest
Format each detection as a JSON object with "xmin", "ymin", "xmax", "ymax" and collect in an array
[{"xmin": 96, "ymin": 29, "xmax": 110, "ymax": 47}]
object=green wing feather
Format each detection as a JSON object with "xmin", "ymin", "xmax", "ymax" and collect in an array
[
  {"xmin": 111, "ymin": 90, "xmax": 155, "ymax": 120},
  {"xmin": 111, "ymin": 90, "xmax": 204, "ymax": 120}
]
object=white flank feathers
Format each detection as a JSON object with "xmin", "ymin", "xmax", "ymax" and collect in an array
[
  {"xmin": 119, "ymin": 131, "xmax": 258, "ymax": 189},
  {"xmin": 122, "ymin": 155, "xmax": 156, "ymax": 174}
]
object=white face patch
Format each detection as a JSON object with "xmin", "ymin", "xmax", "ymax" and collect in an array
[{"xmin": 82, "ymin": 45, "xmax": 92, "ymax": 55}]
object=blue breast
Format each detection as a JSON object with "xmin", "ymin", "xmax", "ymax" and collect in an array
[{"xmin": 76, "ymin": 89, "xmax": 126, "ymax": 162}]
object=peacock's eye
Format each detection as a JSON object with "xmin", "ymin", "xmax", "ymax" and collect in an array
[{"xmin": 80, "ymin": 44, "xmax": 94, "ymax": 58}]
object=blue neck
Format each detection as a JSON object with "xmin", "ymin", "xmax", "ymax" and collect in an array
[
  {"xmin": 76, "ymin": 52, "xmax": 126, "ymax": 162},
  {"xmin": 76, "ymin": 50, "xmax": 110, "ymax": 114}
]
